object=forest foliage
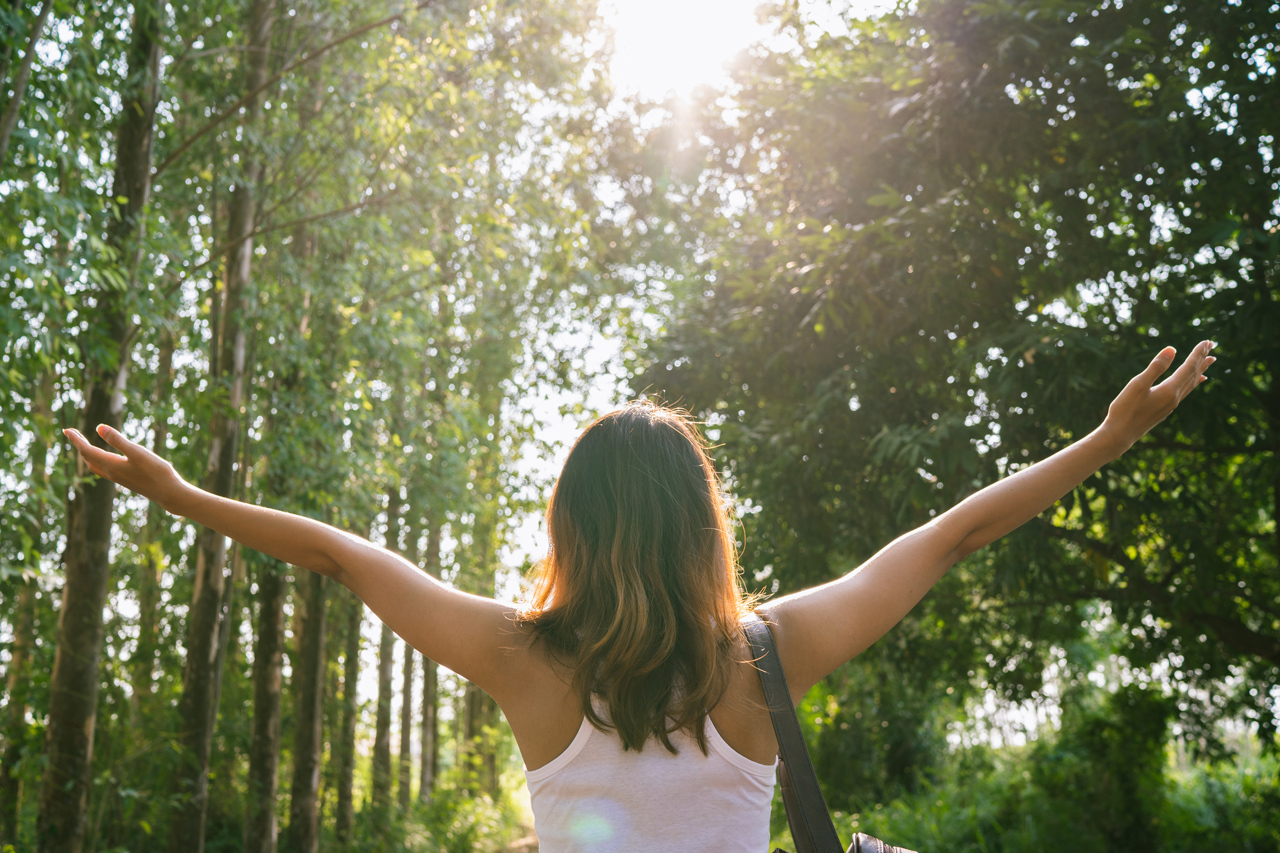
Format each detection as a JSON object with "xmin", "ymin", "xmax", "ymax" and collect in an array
[
  {"xmin": 0, "ymin": 0, "xmax": 1277, "ymax": 850},
  {"xmin": 624, "ymin": 0, "xmax": 1278, "ymax": 847},
  {"xmin": 1, "ymin": 0, "xmax": 619, "ymax": 849}
]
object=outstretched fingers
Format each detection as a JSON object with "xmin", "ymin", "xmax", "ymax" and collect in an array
[
  {"xmin": 1105, "ymin": 341, "xmax": 1220, "ymax": 449},
  {"xmin": 64, "ymin": 426, "xmax": 146, "ymax": 485},
  {"xmin": 1198, "ymin": 355, "xmax": 1217, "ymax": 383},
  {"xmin": 95, "ymin": 423, "xmax": 136, "ymax": 455},
  {"xmin": 1156, "ymin": 340, "xmax": 1215, "ymax": 399},
  {"xmin": 64, "ymin": 427, "xmax": 118, "ymax": 471},
  {"xmin": 1137, "ymin": 346, "xmax": 1177, "ymax": 386},
  {"xmin": 64, "ymin": 425, "xmax": 186, "ymax": 506}
]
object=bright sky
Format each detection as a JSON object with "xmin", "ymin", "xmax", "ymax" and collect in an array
[{"xmin": 603, "ymin": 0, "xmax": 896, "ymax": 99}]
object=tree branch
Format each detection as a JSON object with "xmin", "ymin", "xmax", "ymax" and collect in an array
[
  {"xmin": 1037, "ymin": 521, "xmax": 1280, "ymax": 667},
  {"xmin": 151, "ymin": 188, "xmax": 400, "ymax": 304},
  {"xmin": 153, "ymin": 0, "xmax": 449, "ymax": 178},
  {"xmin": 254, "ymin": 189, "xmax": 400, "ymax": 241},
  {"xmin": 0, "ymin": 0, "xmax": 54, "ymax": 165}
]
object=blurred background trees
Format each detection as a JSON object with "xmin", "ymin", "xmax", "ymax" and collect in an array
[{"xmin": 1, "ymin": 0, "xmax": 1277, "ymax": 850}]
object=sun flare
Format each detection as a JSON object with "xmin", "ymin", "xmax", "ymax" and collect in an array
[
  {"xmin": 603, "ymin": 0, "xmax": 771, "ymax": 98},
  {"xmin": 603, "ymin": 0, "xmax": 895, "ymax": 99}
]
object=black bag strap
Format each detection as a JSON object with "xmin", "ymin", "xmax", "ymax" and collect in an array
[{"xmin": 744, "ymin": 618, "xmax": 844, "ymax": 853}]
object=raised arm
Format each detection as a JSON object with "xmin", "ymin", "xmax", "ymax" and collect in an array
[
  {"xmin": 63, "ymin": 425, "xmax": 521, "ymax": 698},
  {"xmin": 761, "ymin": 342, "xmax": 1217, "ymax": 701}
]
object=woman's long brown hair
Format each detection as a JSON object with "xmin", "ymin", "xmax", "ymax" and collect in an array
[{"xmin": 519, "ymin": 402, "xmax": 757, "ymax": 754}]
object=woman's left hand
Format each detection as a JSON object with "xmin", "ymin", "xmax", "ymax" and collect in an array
[
  {"xmin": 763, "ymin": 340, "xmax": 1218, "ymax": 699},
  {"xmin": 1100, "ymin": 340, "xmax": 1216, "ymax": 453}
]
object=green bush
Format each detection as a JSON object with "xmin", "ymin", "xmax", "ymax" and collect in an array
[{"xmin": 771, "ymin": 686, "xmax": 1280, "ymax": 853}]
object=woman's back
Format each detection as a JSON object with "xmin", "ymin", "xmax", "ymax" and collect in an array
[
  {"xmin": 525, "ymin": 695, "xmax": 776, "ymax": 853},
  {"xmin": 497, "ymin": 623, "xmax": 784, "ymax": 852}
]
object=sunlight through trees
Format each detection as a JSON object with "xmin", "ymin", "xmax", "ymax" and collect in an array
[{"xmin": 1, "ymin": 0, "xmax": 1276, "ymax": 850}]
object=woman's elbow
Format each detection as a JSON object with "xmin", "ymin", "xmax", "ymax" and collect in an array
[{"xmin": 949, "ymin": 535, "xmax": 985, "ymax": 564}]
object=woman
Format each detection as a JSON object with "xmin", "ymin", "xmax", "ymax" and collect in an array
[{"xmin": 65, "ymin": 341, "xmax": 1215, "ymax": 852}]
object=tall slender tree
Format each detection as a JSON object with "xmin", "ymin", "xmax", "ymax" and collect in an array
[
  {"xmin": 0, "ymin": 582, "xmax": 34, "ymax": 845},
  {"xmin": 418, "ymin": 520, "xmax": 442, "ymax": 801},
  {"xmin": 397, "ymin": 640, "xmax": 415, "ymax": 808},
  {"xmin": 130, "ymin": 328, "xmax": 173, "ymax": 711},
  {"xmin": 282, "ymin": 569, "xmax": 327, "ymax": 853},
  {"xmin": 459, "ymin": 333, "xmax": 512, "ymax": 797},
  {"xmin": 0, "ymin": 369, "xmax": 52, "ymax": 844},
  {"xmin": 243, "ymin": 278, "xmax": 316, "ymax": 853},
  {"xmin": 394, "ymin": 507, "xmax": 421, "ymax": 809},
  {"xmin": 278, "ymin": 63, "xmax": 329, "ymax": 850},
  {"xmin": 371, "ymin": 486, "xmax": 401, "ymax": 817},
  {"xmin": 335, "ymin": 589, "xmax": 362, "ymax": 843},
  {"xmin": 37, "ymin": 2, "xmax": 163, "ymax": 848},
  {"xmin": 243, "ymin": 556, "xmax": 286, "ymax": 853},
  {"xmin": 169, "ymin": 1, "xmax": 275, "ymax": 849},
  {"xmin": 371, "ymin": 626, "xmax": 396, "ymax": 815}
]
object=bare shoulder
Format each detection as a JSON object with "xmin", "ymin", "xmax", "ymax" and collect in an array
[
  {"xmin": 481, "ymin": 611, "xmax": 567, "ymax": 698},
  {"xmin": 751, "ymin": 602, "xmax": 807, "ymax": 702},
  {"xmin": 708, "ymin": 633, "xmax": 780, "ymax": 766},
  {"xmin": 489, "ymin": 620, "xmax": 583, "ymax": 772}
]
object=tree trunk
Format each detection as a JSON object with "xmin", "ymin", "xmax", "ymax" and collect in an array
[
  {"xmin": 463, "ymin": 502, "xmax": 500, "ymax": 797},
  {"xmin": 397, "ymin": 640, "xmax": 414, "ymax": 809},
  {"xmin": 0, "ymin": 0, "xmax": 53, "ymax": 165},
  {"xmin": 334, "ymin": 589, "xmax": 362, "ymax": 843},
  {"xmin": 278, "ymin": 61, "xmax": 327, "ymax": 844},
  {"xmin": 371, "ymin": 626, "xmax": 396, "ymax": 816},
  {"xmin": 1, "ymin": 581, "xmax": 35, "ymax": 846},
  {"xmin": 131, "ymin": 329, "xmax": 174, "ymax": 712},
  {"xmin": 205, "ymin": 440, "xmax": 253, "ymax": 806},
  {"xmin": 210, "ymin": 542, "xmax": 248, "ymax": 745},
  {"xmin": 419, "ymin": 655, "xmax": 438, "ymax": 802},
  {"xmin": 243, "ymin": 560, "xmax": 286, "ymax": 853},
  {"xmin": 395, "ymin": 494, "xmax": 420, "ymax": 809},
  {"xmin": 0, "ymin": 369, "xmax": 52, "ymax": 845},
  {"xmin": 36, "ymin": 3, "xmax": 162, "ymax": 849},
  {"xmin": 168, "ymin": 1, "xmax": 273, "ymax": 849},
  {"xmin": 463, "ymin": 683, "xmax": 499, "ymax": 796},
  {"xmin": 282, "ymin": 570, "xmax": 327, "ymax": 853},
  {"xmin": 320, "ymin": 593, "xmax": 342, "ymax": 826},
  {"xmin": 418, "ymin": 520, "xmax": 442, "ymax": 802},
  {"xmin": 371, "ymin": 485, "xmax": 402, "ymax": 817}
]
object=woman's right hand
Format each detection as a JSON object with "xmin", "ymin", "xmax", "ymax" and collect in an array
[{"xmin": 64, "ymin": 425, "xmax": 192, "ymax": 512}]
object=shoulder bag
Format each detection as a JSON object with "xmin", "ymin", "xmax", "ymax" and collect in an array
[{"xmin": 744, "ymin": 618, "xmax": 918, "ymax": 853}]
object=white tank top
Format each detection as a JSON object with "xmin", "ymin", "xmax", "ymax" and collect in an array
[{"xmin": 524, "ymin": 705, "xmax": 777, "ymax": 853}]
